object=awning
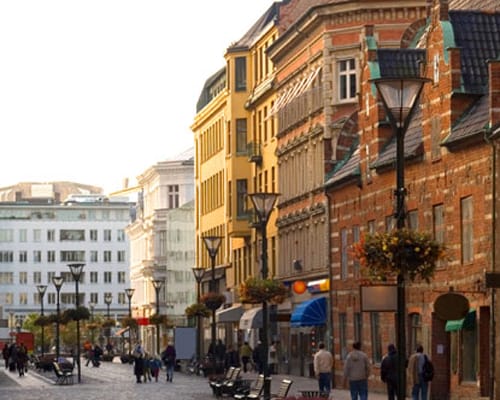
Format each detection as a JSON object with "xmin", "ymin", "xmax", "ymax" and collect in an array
[
  {"xmin": 239, "ymin": 307, "xmax": 262, "ymax": 330},
  {"xmin": 445, "ymin": 309, "xmax": 476, "ymax": 332},
  {"xmin": 216, "ymin": 304, "xmax": 243, "ymax": 323},
  {"xmin": 290, "ymin": 297, "xmax": 327, "ymax": 328}
]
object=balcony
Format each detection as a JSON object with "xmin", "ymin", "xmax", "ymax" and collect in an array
[{"xmin": 247, "ymin": 142, "xmax": 262, "ymax": 165}]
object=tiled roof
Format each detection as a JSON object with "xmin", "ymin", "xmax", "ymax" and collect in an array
[
  {"xmin": 450, "ymin": 0, "xmax": 500, "ymax": 11},
  {"xmin": 196, "ymin": 66, "xmax": 226, "ymax": 112},
  {"xmin": 370, "ymin": 106, "xmax": 424, "ymax": 169},
  {"xmin": 377, "ymin": 49, "xmax": 426, "ymax": 79},
  {"xmin": 449, "ymin": 11, "xmax": 500, "ymax": 94},
  {"xmin": 227, "ymin": 2, "xmax": 280, "ymax": 52},
  {"xmin": 325, "ymin": 148, "xmax": 360, "ymax": 188},
  {"xmin": 443, "ymin": 95, "xmax": 489, "ymax": 145}
]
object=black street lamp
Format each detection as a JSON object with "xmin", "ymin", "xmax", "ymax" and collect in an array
[
  {"xmin": 202, "ymin": 236, "xmax": 222, "ymax": 371},
  {"xmin": 249, "ymin": 192, "xmax": 279, "ymax": 400},
  {"xmin": 104, "ymin": 293, "xmax": 112, "ymax": 347},
  {"xmin": 68, "ymin": 263, "xmax": 85, "ymax": 384},
  {"xmin": 192, "ymin": 267, "xmax": 205, "ymax": 365},
  {"xmin": 152, "ymin": 279, "xmax": 163, "ymax": 355},
  {"xmin": 52, "ymin": 276, "xmax": 63, "ymax": 361},
  {"xmin": 373, "ymin": 76, "xmax": 428, "ymax": 399},
  {"xmin": 36, "ymin": 285, "xmax": 47, "ymax": 357},
  {"xmin": 88, "ymin": 302, "xmax": 95, "ymax": 343},
  {"xmin": 125, "ymin": 288, "xmax": 135, "ymax": 357}
]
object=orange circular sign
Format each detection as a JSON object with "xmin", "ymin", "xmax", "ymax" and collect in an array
[{"xmin": 293, "ymin": 280, "xmax": 307, "ymax": 294}]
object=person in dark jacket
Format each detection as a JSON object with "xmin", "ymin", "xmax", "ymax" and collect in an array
[
  {"xmin": 380, "ymin": 344, "xmax": 399, "ymax": 400},
  {"xmin": 252, "ymin": 341, "xmax": 263, "ymax": 374},
  {"xmin": 161, "ymin": 342, "xmax": 176, "ymax": 382},
  {"xmin": 224, "ymin": 345, "xmax": 239, "ymax": 371}
]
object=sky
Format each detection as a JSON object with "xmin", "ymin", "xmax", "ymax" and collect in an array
[{"xmin": 0, "ymin": 0, "xmax": 275, "ymax": 194}]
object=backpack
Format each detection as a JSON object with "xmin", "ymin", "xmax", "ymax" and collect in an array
[{"xmin": 422, "ymin": 355, "xmax": 434, "ymax": 382}]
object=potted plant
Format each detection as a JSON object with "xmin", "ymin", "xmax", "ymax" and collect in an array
[
  {"xmin": 353, "ymin": 229, "xmax": 446, "ymax": 283},
  {"xmin": 101, "ymin": 318, "xmax": 116, "ymax": 328},
  {"xmin": 238, "ymin": 277, "xmax": 289, "ymax": 304},
  {"xmin": 200, "ymin": 292, "xmax": 226, "ymax": 310},
  {"xmin": 62, "ymin": 306, "xmax": 90, "ymax": 322},
  {"xmin": 149, "ymin": 313, "xmax": 169, "ymax": 326},
  {"xmin": 34, "ymin": 315, "xmax": 50, "ymax": 327},
  {"xmin": 121, "ymin": 316, "xmax": 138, "ymax": 329},
  {"xmin": 185, "ymin": 303, "xmax": 211, "ymax": 318}
]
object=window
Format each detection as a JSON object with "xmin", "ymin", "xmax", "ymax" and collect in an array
[
  {"xmin": 117, "ymin": 271, "xmax": 126, "ymax": 284},
  {"xmin": 60, "ymin": 229, "xmax": 85, "ymax": 241},
  {"xmin": 0, "ymin": 229, "xmax": 13, "ymax": 242},
  {"xmin": 104, "ymin": 230, "xmax": 112, "ymax": 242},
  {"xmin": 90, "ymin": 271, "xmax": 98, "ymax": 283},
  {"xmin": 340, "ymin": 228, "xmax": 348, "ymax": 279},
  {"xmin": 338, "ymin": 59, "xmax": 356, "ymax": 101},
  {"xmin": 354, "ymin": 312, "xmax": 363, "ymax": 344},
  {"xmin": 19, "ymin": 229, "xmax": 27, "ymax": 242},
  {"xmin": 117, "ymin": 229, "xmax": 125, "ymax": 242},
  {"xmin": 0, "ymin": 272, "xmax": 13, "ymax": 284},
  {"xmin": 235, "ymin": 57, "xmax": 247, "ymax": 91},
  {"xmin": 0, "ymin": 251, "xmax": 13, "ymax": 263},
  {"xmin": 352, "ymin": 226, "xmax": 360, "ymax": 277},
  {"xmin": 47, "ymin": 292, "xmax": 55, "ymax": 305},
  {"xmin": 104, "ymin": 251, "xmax": 112, "ymax": 262},
  {"xmin": 33, "ymin": 229, "xmax": 41, "ymax": 242},
  {"xmin": 60, "ymin": 251, "xmax": 85, "ymax": 262},
  {"xmin": 19, "ymin": 272, "xmax": 27, "ymax": 284},
  {"xmin": 409, "ymin": 313, "xmax": 422, "ymax": 355},
  {"xmin": 433, "ymin": 204, "xmax": 444, "ymax": 243},
  {"xmin": 407, "ymin": 210, "xmax": 418, "ymax": 230},
  {"xmin": 19, "ymin": 293, "xmax": 27, "ymax": 305},
  {"xmin": 33, "ymin": 250, "xmax": 42, "ymax": 263},
  {"xmin": 90, "ymin": 230, "xmax": 98, "ymax": 241},
  {"xmin": 339, "ymin": 313, "xmax": 348, "ymax": 359},
  {"xmin": 117, "ymin": 250, "xmax": 126, "ymax": 262},
  {"xmin": 33, "ymin": 272, "xmax": 41, "ymax": 284},
  {"xmin": 118, "ymin": 292, "xmax": 126, "ymax": 305},
  {"xmin": 90, "ymin": 293, "xmax": 98, "ymax": 304},
  {"xmin": 19, "ymin": 251, "xmax": 27, "ymax": 263},
  {"xmin": 236, "ymin": 118, "xmax": 247, "ymax": 154},
  {"xmin": 90, "ymin": 251, "xmax": 98, "ymax": 262},
  {"xmin": 168, "ymin": 185, "xmax": 179, "ymax": 209},
  {"xmin": 47, "ymin": 250, "xmax": 55, "ymax": 263},
  {"xmin": 236, "ymin": 179, "xmax": 247, "ymax": 217},
  {"xmin": 370, "ymin": 312, "xmax": 382, "ymax": 363},
  {"xmin": 461, "ymin": 196, "xmax": 473, "ymax": 263},
  {"xmin": 104, "ymin": 272, "xmax": 112, "ymax": 284},
  {"xmin": 159, "ymin": 231, "xmax": 167, "ymax": 257},
  {"xmin": 47, "ymin": 230, "xmax": 55, "ymax": 242},
  {"xmin": 385, "ymin": 215, "xmax": 395, "ymax": 232}
]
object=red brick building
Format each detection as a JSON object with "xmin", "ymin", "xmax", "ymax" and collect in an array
[{"xmin": 325, "ymin": 1, "xmax": 500, "ymax": 398}]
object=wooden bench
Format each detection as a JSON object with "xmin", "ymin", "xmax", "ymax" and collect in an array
[
  {"xmin": 216, "ymin": 367, "xmax": 242, "ymax": 397},
  {"xmin": 52, "ymin": 362, "xmax": 74, "ymax": 385},
  {"xmin": 234, "ymin": 374, "xmax": 265, "ymax": 400},
  {"xmin": 210, "ymin": 366, "xmax": 236, "ymax": 396},
  {"xmin": 299, "ymin": 390, "xmax": 329, "ymax": 398},
  {"xmin": 271, "ymin": 379, "xmax": 293, "ymax": 399}
]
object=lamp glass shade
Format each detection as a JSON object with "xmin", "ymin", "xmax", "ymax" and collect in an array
[
  {"xmin": 152, "ymin": 279, "xmax": 163, "ymax": 290},
  {"xmin": 192, "ymin": 267, "xmax": 205, "ymax": 283},
  {"xmin": 203, "ymin": 236, "xmax": 222, "ymax": 257},
  {"xmin": 249, "ymin": 192, "xmax": 279, "ymax": 222},
  {"xmin": 125, "ymin": 288, "xmax": 135, "ymax": 299},
  {"xmin": 374, "ymin": 78, "xmax": 426, "ymax": 128},
  {"xmin": 36, "ymin": 284, "xmax": 48, "ymax": 296},
  {"xmin": 104, "ymin": 293, "xmax": 112, "ymax": 305},
  {"xmin": 68, "ymin": 263, "xmax": 85, "ymax": 281},
  {"xmin": 52, "ymin": 276, "xmax": 64, "ymax": 290}
]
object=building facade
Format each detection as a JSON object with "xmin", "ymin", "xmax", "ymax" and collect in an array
[{"xmin": 0, "ymin": 182, "xmax": 131, "ymax": 344}]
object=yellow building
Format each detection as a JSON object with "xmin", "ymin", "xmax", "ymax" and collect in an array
[{"xmin": 191, "ymin": 3, "xmax": 281, "ymax": 347}]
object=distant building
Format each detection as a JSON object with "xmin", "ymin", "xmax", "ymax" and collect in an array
[{"xmin": 0, "ymin": 182, "xmax": 132, "ymax": 344}]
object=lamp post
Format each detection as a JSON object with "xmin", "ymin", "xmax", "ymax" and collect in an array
[
  {"xmin": 249, "ymin": 192, "xmax": 279, "ymax": 400},
  {"xmin": 152, "ymin": 279, "xmax": 163, "ymax": 355},
  {"xmin": 88, "ymin": 301, "xmax": 95, "ymax": 344},
  {"xmin": 125, "ymin": 288, "xmax": 135, "ymax": 357},
  {"xmin": 68, "ymin": 263, "xmax": 85, "ymax": 384},
  {"xmin": 36, "ymin": 285, "xmax": 47, "ymax": 357},
  {"xmin": 373, "ymin": 76, "xmax": 428, "ymax": 400},
  {"xmin": 104, "ymin": 293, "xmax": 112, "ymax": 348},
  {"xmin": 192, "ymin": 267, "xmax": 205, "ymax": 365},
  {"xmin": 202, "ymin": 236, "xmax": 222, "ymax": 372},
  {"xmin": 52, "ymin": 276, "xmax": 63, "ymax": 361}
]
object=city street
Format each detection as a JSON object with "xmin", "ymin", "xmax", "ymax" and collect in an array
[{"xmin": 0, "ymin": 359, "xmax": 391, "ymax": 400}]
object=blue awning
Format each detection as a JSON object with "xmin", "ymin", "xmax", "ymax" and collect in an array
[{"xmin": 290, "ymin": 297, "xmax": 327, "ymax": 327}]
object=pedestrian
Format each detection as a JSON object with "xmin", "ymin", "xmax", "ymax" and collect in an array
[
  {"xmin": 224, "ymin": 344, "xmax": 239, "ymax": 371},
  {"xmin": 2, "ymin": 343, "xmax": 9, "ymax": 369},
  {"xmin": 408, "ymin": 345, "xmax": 430, "ymax": 400},
  {"xmin": 133, "ymin": 351, "xmax": 144, "ymax": 383},
  {"xmin": 313, "ymin": 341, "xmax": 334, "ymax": 396},
  {"xmin": 268, "ymin": 341, "xmax": 278, "ymax": 374},
  {"xmin": 252, "ymin": 341, "xmax": 263, "ymax": 374},
  {"xmin": 92, "ymin": 344, "xmax": 102, "ymax": 367},
  {"xmin": 215, "ymin": 339, "xmax": 226, "ymax": 372},
  {"xmin": 343, "ymin": 341, "xmax": 370, "ymax": 400},
  {"xmin": 16, "ymin": 343, "xmax": 28, "ymax": 377},
  {"xmin": 143, "ymin": 352, "xmax": 152, "ymax": 382},
  {"xmin": 381, "ymin": 344, "xmax": 399, "ymax": 400},
  {"xmin": 239, "ymin": 341, "xmax": 253, "ymax": 372},
  {"xmin": 161, "ymin": 341, "xmax": 176, "ymax": 382},
  {"xmin": 150, "ymin": 355, "xmax": 162, "ymax": 382}
]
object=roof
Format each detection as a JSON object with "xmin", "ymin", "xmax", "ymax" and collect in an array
[
  {"xmin": 164, "ymin": 147, "xmax": 194, "ymax": 163},
  {"xmin": 195, "ymin": 66, "xmax": 226, "ymax": 112},
  {"xmin": 444, "ymin": 94, "xmax": 489, "ymax": 145},
  {"xmin": 450, "ymin": 0, "xmax": 500, "ymax": 11},
  {"xmin": 377, "ymin": 49, "xmax": 426, "ymax": 79},
  {"xmin": 448, "ymin": 11, "xmax": 500, "ymax": 94}
]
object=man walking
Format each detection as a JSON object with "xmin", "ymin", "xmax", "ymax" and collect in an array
[
  {"xmin": 313, "ymin": 341, "xmax": 333, "ymax": 396},
  {"xmin": 408, "ymin": 345, "xmax": 430, "ymax": 400},
  {"xmin": 343, "ymin": 341, "xmax": 371, "ymax": 400},
  {"xmin": 381, "ymin": 344, "xmax": 398, "ymax": 400}
]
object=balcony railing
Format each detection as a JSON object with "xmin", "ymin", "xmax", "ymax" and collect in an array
[{"xmin": 247, "ymin": 142, "xmax": 262, "ymax": 164}]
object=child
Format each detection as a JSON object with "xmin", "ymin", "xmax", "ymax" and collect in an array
[{"xmin": 150, "ymin": 356, "xmax": 162, "ymax": 382}]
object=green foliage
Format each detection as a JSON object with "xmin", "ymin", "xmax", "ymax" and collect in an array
[
  {"xmin": 62, "ymin": 306, "xmax": 91, "ymax": 322},
  {"xmin": 148, "ymin": 313, "xmax": 169, "ymax": 326},
  {"xmin": 239, "ymin": 277, "xmax": 289, "ymax": 304},
  {"xmin": 200, "ymin": 292, "xmax": 226, "ymax": 310},
  {"xmin": 185, "ymin": 303, "xmax": 211, "ymax": 318}
]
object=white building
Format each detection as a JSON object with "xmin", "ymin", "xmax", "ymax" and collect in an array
[
  {"xmin": 125, "ymin": 148, "xmax": 195, "ymax": 354},
  {"xmin": 0, "ymin": 183, "xmax": 132, "ymax": 339}
]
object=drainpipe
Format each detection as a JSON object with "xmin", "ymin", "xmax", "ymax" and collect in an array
[{"xmin": 325, "ymin": 191, "xmax": 336, "ymax": 388}]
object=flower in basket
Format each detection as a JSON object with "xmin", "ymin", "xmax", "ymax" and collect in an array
[
  {"xmin": 121, "ymin": 316, "xmax": 138, "ymax": 329},
  {"xmin": 353, "ymin": 229, "xmax": 446, "ymax": 283},
  {"xmin": 101, "ymin": 318, "xmax": 116, "ymax": 328},
  {"xmin": 86, "ymin": 322, "xmax": 99, "ymax": 330},
  {"xmin": 185, "ymin": 303, "xmax": 211, "ymax": 318},
  {"xmin": 149, "ymin": 313, "xmax": 169, "ymax": 326},
  {"xmin": 200, "ymin": 292, "xmax": 226, "ymax": 310},
  {"xmin": 62, "ymin": 306, "xmax": 91, "ymax": 322},
  {"xmin": 34, "ymin": 315, "xmax": 50, "ymax": 327},
  {"xmin": 239, "ymin": 277, "xmax": 289, "ymax": 304}
]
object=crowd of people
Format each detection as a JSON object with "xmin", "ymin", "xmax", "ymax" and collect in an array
[{"xmin": 2, "ymin": 342, "xmax": 29, "ymax": 377}]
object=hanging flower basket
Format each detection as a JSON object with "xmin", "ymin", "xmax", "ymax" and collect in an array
[
  {"xmin": 47, "ymin": 313, "xmax": 62, "ymax": 324},
  {"xmin": 353, "ymin": 229, "xmax": 446, "ymax": 283},
  {"xmin": 149, "ymin": 313, "xmax": 169, "ymax": 326},
  {"xmin": 185, "ymin": 303, "xmax": 211, "ymax": 318},
  {"xmin": 239, "ymin": 277, "xmax": 289, "ymax": 304},
  {"xmin": 121, "ymin": 316, "xmax": 138, "ymax": 329},
  {"xmin": 62, "ymin": 306, "xmax": 91, "ymax": 322},
  {"xmin": 86, "ymin": 322, "xmax": 99, "ymax": 330},
  {"xmin": 200, "ymin": 292, "xmax": 226, "ymax": 310},
  {"xmin": 101, "ymin": 318, "xmax": 116, "ymax": 328},
  {"xmin": 34, "ymin": 315, "xmax": 50, "ymax": 327}
]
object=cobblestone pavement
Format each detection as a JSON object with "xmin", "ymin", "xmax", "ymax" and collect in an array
[{"xmin": 0, "ymin": 360, "xmax": 391, "ymax": 400}]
